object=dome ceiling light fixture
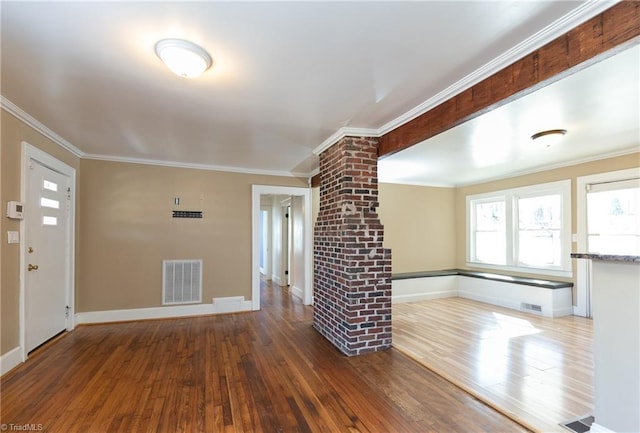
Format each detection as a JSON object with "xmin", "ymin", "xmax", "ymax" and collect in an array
[
  {"xmin": 155, "ymin": 38, "xmax": 212, "ymax": 78},
  {"xmin": 530, "ymin": 129, "xmax": 567, "ymax": 147}
]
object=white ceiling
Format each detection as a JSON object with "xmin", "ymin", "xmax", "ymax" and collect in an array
[{"xmin": 1, "ymin": 1, "xmax": 634, "ymax": 183}]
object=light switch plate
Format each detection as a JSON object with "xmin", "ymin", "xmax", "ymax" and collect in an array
[{"xmin": 7, "ymin": 231, "xmax": 19, "ymax": 244}]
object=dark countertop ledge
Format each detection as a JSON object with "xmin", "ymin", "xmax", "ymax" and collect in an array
[
  {"xmin": 391, "ymin": 268, "xmax": 573, "ymax": 289},
  {"xmin": 571, "ymin": 253, "xmax": 640, "ymax": 263}
]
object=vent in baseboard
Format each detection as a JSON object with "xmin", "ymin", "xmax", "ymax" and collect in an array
[
  {"xmin": 521, "ymin": 302, "xmax": 543, "ymax": 314},
  {"xmin": 163, "ymin": 260, "xmax": 202, "ymax": 305}
]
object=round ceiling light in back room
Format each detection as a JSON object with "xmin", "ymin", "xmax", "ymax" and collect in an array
[
  {"xmin": 530, "ymin": 129, "xmax": 567, "ymax": 147},
  {"xmin": 155, "ymin": 38, "xmax": 212, "ymax": 78}
]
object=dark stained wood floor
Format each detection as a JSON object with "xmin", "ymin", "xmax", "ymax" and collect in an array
[{"xmin": 1, "ymin": 280, "xmax": 530, "ymax": 432}]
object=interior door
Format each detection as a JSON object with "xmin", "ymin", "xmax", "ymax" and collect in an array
[{"xmin": 25, "ymin": 159, "xmax": 71, "ymax": 353}]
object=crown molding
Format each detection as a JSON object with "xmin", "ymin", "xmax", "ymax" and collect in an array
[
  {"xmin": 379, "ymin": 178, "xmax": 457, "ymax": 188},
  {"xmin": 381, "ymin": 147, "xmax": 639, "ymax": 188},
  {"xmin": 2, "ymin": 96, "xmax": 311, "ymax": 178},
  {"xmin": 453, "ymin": 147, "xmax": 639, "ymax": 188},
  {"xmin": 376, "ymin": 0, "xmax": 618, "ymax": 138},
  {"xmin": 82, "ymin": 153, "xmax": 310, "ymax": 178},
  {"xmin": 0, "ymin": 96, "xmax": 85, "ymax": 158},
  {"xmin": 312, "ymin": 0, "xmax": 619, "ymax": 155},
  {"xmin": 312, "ymin": 127, "xmax": 379, "ymax": 156}
]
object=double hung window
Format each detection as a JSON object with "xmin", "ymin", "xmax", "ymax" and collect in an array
[{"xmin": 467, "ymin": 180, "xmax": 571, "ymax": 276}]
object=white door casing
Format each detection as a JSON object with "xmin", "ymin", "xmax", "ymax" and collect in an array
[{"xmin": 21, "ymin": 143, "xmax": 76, "ymax": 358}]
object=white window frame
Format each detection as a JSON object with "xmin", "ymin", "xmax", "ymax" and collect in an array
[
  {"xmin": 466, "ymin": 180, "xmax": 572, "ymax": 277},
  {"xmin": 468, "ymin": 195, "xmax": 507, "ymax": 266}
]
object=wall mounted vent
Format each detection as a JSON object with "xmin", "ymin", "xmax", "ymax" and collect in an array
[
  {"xmin": 172, "ymin": 210, "xmax": 203, "ymax": 218},
  {"xmin": 521, "ymin": 302, "xmax": 543, "ymax": 314},
  {"xmin": 163, "ymin": 260, "xmax": 202, "ymax": 305}
]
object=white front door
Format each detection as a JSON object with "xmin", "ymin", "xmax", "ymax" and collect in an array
[{"xmin": 24, "ymin": 158, "xmax": 71, "ymax": 353}]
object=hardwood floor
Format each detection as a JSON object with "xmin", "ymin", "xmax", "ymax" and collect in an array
[
  {"xmin": 1, "ymin": 281, "xmax": 528, "ymax": 433},
  {"xmin": 393, "ymin": 297, "xmax": 594, "ymax": 433}
]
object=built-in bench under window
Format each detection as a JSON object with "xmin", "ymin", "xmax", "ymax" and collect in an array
[{"xmin": 391, "ymin": 269, "xmax": 573, "ymax": 318}]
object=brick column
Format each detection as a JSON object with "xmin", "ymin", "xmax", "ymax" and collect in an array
[{"xmin": 313, "ymin": 136, "xmax": 392, "ymax": 356}]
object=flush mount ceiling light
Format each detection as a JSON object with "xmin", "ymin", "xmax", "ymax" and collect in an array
[
  {"xmin": 155, "ymin": 39, "xmax": 212, "ymax": 78},
  {"xmin": 530, "ymin": 129, "xmax": 567, "ymax": 147}
]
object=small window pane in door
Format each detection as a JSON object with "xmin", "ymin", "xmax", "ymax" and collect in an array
[
  {"xmin": 40, "ymin": 197, "xmax": 60, "ymax": 209},
  {"xmin": 42, "ymin": 216, "xmax": 58, "ymax": 226},
  {"xmin": 43, "ymin": 180, "xmax": 58, "ymax": 192}
]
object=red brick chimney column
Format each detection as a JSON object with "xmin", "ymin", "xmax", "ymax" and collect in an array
[{"xmin": 313, "ymin": 136, "xmax": 392, "ymax": 356}]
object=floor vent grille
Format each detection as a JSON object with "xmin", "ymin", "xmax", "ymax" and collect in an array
[
  {"xmin": 560, "ymin": 415, "xmax": 594, "ymax": 433},
  {"xmin": 163, "ymin": 260, "xmax": 202, "ymax": 305},
  {"xmin": 521, "ymin": 302, "xmax": 543, "ymax": 314}
]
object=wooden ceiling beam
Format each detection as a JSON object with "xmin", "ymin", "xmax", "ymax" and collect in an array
[{"xmin": 378, "ymin": 1, "xmax": 640, "ymax": 158}]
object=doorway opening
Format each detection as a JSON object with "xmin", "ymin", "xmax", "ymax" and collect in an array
[{"xmin": 251, "ymin": 185, "xmax": 312, "ymax": 310}]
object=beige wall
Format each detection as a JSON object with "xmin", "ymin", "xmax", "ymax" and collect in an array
[
  {"xmin": 455, "ymin": 153, "xmax": 640, "ymax": 286},
  {"xmin": 378, "ymin": 183, "xmax": 457, "ymax": 273},
  {"xmin": 78, "ymin": 159, "xmax": 307, "ymax": 312},
  {"xmin": 1, "ymin": 109, "xmax": 81, "ymax": 355}
]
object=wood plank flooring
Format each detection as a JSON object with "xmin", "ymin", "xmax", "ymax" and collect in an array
[
  {"xmin": 1, "ymin": 281, "xmax": 528, "ymax": 433},
  {"xmin": 393, "ymin": 297, "xmax": 594, "ymax": 433}
]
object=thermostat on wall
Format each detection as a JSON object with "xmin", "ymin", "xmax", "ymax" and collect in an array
[{"xmin": 6, "ymin": 201, "xmax": 24, "ymax": 219}]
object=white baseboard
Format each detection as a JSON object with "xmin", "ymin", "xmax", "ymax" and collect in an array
[
  {"xmin": 392, "ymin": 275, "xmax": 458, "ymax": 304},
  {"xmin": 1, "ymin": 347, "xmax": 23, "ymax": 376},
  {"xmin": 554, "ymin": 306, "xmax": 575, "ymax": 317},
  {"xmin": 212, "ymin": 296, "xmax": 252, "ymax": 314},
  {"xmin": 392, "ymin": 290, "xmax": 457, "ymax": 304},
  {"xmin": 589, "ymin": 422, "xmax": 615, "ymax": 433},
  {"xmin": 291, "ymin": 285, "xmax": 304, "ymax": 300},
  {"xmin": 272, "ymin": 274, "xmax": 282, "ymax": 285},
  {"xmin": 573, "ymin": 304, "xmax": 588, "ymax": 317},
  {"xmin": 76, "ymin": 298, "xmax": 251, "ymax": 325},
  {"xmin": 457, "ymin": 290, "xmax": 522, "ymax": 311}
]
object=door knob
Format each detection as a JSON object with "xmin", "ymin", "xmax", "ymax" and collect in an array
[{"xmin": 28, "ymin": 264, "xmax": 39, "ymax": 271}]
